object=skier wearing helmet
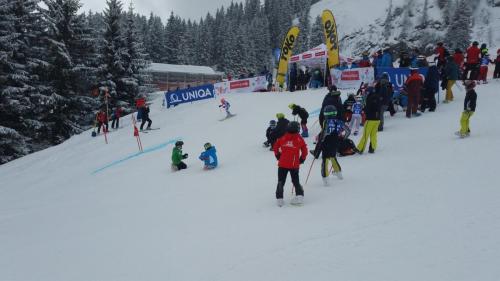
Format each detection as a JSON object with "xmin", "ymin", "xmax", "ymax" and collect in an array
[
  {"xmin": 219, "ymin": 98, "xmax": 234, "ymax": 118},
  {"xmin": 172, "ymin": 141, "xmax": 188, "ymax": 171},
  {"xmin": 312, "ymin": 105, "xmax": 345, "ymax": 186},
  {"xmin": 273, "ymin": 121, "xmax": 308, "ymax": 207},
  {"xmin": 199, "ymin": 142, "xmax": 218, "ymax": 170},
  {"xmin": 288, "ymin": 103, "xmax": 309, "ymax": 137},
  {"xmin": 455, "ymin": 81, "xmax": 477, "ymax": 138}
]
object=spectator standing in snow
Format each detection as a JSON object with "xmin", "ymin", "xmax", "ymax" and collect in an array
[
  {"xmin": 399, "ymin": 51, "xmax": 412, "ymax": 67},
  {"xmin": 463, "ymin": 41, "xmax": 481, "ymax": 80},
  {"xmin": 357, "ymin": 87, "xmax": 381, "ymax": 154},
  {"xmin": 494, "ymin": 49, "xmax": 500, "ymax": 79},
  {"xmin": 358, "ymin": 51, "xmax": 372, "ymax": 67},
  {"xmin": 374, "ymin": 72, "xmax": 394, "ymax": 131},
  {"xmin": 199, "ymin": 142, "xmax": 218, "ymax": 170},
  {"xmin": 95, "ymin": 109, "xmax": 108, "ymax": 134},
  {"xmin": 444, "ymin": 56, "xmax": 460, "ymax": 103},
  {"xmin": 404, "ymin": 68, "xmax": 424, "ymax": 118},
  {"xmin": 111, "ymin": 106, "xmax": 122, "ymax": 129},
  {"xmin": 478, "ymin": 54, "xmax": 493, "ymax": 84},
  {"xmin": 435, "ymin": 42, "xmax": 447, "ymax": 69},
  {"xmin": 380, "ymin": 48, "xmax": 393, "ymax": 67},
  {"xmin": 273, "ymin": 121, "xmax": 308, "ymax": 207},
  {"xmin": 456, "ymin": 81, "xmax": 477, "ymax": 138},
  {"xmin": 319, "ymin": 86, "xmax": 344, "ymax": 127},
  {"xmin": 421, "ymin": 62, "xmax": 439, "ymax": 112}
]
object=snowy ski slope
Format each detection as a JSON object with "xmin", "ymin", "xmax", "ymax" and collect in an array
[{"xmin": 1, "ymin": 82, "xmax": 500, "ymax": 281}]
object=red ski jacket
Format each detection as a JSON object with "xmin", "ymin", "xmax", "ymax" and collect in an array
[
  {"xmin": 273, "ymin": 132, "xmax": 308, "ymax": 170},
  {"xmin": 405, "ymin": 72, "xmax": 424, "ymax": 96},
  {"xmin": 453, "ymin": 53, "xmax": 464, "ymax": 66},
  {"xmin": 96, "ymin": 112, "xmax": 107, "ymax": 122},
  {"xmin": 466, "ymin": 46, "xmax": 481, "ymax": 64},
  {"xmin": 435, "ymin": 46, "xmax": 446, "ymax": 62}
]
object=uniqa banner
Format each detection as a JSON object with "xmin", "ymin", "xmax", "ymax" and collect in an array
[
  {"xmin": 214, "ymin": 75, "xmax": 269, "ymax": 95},
  {"xmin": 165, "ymin": 84, "xmax": 215, "ymax": 108},
  {"xmin": 330, "ymin": 67, "xmax": 375, "ymax": 89},
  {"xmin": 377, "ymin": 67, "xmax": 429, "ymax": 94},
  {"xmin": 276, "ymin": 26, "xmax": 300, "ymax": 86},
  {"xmin": 322, "ymin": 10, "xmax": 340, "ymax": 69}
]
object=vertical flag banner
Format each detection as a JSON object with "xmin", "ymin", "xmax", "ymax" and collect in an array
[
  {"xmin": 322, "ymin": 10, "xmax": 340, "ymax": 69},
  {"xmin": 276, "ymin": 26, "xmax": 300, "ymax": 86}
]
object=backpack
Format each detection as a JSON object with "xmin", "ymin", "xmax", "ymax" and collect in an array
[{"xmin": 324, "ymin": 118, "xmax": 344, "ymax": 136}]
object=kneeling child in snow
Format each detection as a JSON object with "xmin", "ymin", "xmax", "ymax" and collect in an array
[{"xmin": 199, "ymin": 142, "xmax": 218, "ymax": 170}]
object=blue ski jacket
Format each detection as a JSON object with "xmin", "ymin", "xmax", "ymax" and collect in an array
[{"xmin": 199, "ymin": 146, "xmax": 218, "ymax": 168}]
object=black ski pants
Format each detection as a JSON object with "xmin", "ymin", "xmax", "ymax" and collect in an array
[
  {"xmin": 111, "ymin": 117, "xmax": 120, "ymax": 129},
  {"xmin": 176, "ymin": 161, "xmax": 187, "ymax": 170},
  {"xmin": 276, "ymin": 167, "xmax": 303, "ymax": 199},
  {"xmin": 140, "ymin": 117, "xmax": 152, "ymax": 130},
  {"xmin": 97, "ymin": 121, "xmax": 108, "ymax": 133}
]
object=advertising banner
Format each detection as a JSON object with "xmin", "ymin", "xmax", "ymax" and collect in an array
[
  {"xmin": 322, "ymin": 10, "xmax": 340, "ymax": 68},
  {"xmin": 330, "ymin": 67, "xmax": 375, "ymax": 89},
  {"xmin": 165, "ymin": 84, "xmax": 215, "ymax": 108},
  {"xmin": 276, "ymin": 26, "xmax": 300, "ymax": 86},
  {"xmin": 214, "ymin": 75, "xmax": 269, "ymax": 95},
  {"xmin": 377, "ymin": 67, "xmax": 429, "ymax": 94}
]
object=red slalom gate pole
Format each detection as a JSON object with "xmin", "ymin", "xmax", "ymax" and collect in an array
[{"xmin": 305, "ymin": 157, "xmax": 316, "ymax": 185}]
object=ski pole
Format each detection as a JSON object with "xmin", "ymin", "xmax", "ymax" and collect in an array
[{"xmin": 305, "ymin": 157, "xmax": 316, "ymax": 185}]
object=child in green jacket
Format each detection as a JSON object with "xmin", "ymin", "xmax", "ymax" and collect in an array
[{"xmin": 172, "ymin": 141, "xmax": 188, "ymax": 171}]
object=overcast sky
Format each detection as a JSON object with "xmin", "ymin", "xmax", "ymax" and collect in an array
[{"xmin": 80, "ymin": 0, "xmax": 244, "ymax": 21}]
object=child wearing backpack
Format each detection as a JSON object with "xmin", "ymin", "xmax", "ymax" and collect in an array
[{"xmin": 312, "ymin": 105, "xmax": 344, "ymax": 186}]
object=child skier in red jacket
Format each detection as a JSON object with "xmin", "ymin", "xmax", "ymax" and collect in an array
[{"xmin": 273, "ymin": 121, "xmax": 308, "ymax": 207}]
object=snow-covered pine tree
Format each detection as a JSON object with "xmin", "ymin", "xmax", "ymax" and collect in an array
[
  {"xmin": 295, "ymin": 0, "xmax": 311, "ymax": 54},
  {"xmin": 195, "ymin": 15, "xmax": 213, "ymax": 66},
  {"xmin": 100, "ymin": 0, "xmax": 127, "ymax": 101},
  {"xmin": 163, "ymin": 12, "xmax": 184, "ymax": 64},
  {"xmin": 419, "ymin": 0, "xmax": 429, "ymax": 29},
  {"xmin": 0, "ymin": 0, "xmax": 63, "ymax": 162},
  {"xmin": 248, "ymin": 14, "xmax": 272, "ymax": 73},
  {"xmin": 310, "ymin": 15, "xmax": 323, "ymax": 47},
  {"xmin": 383, "ymin": 0, "xmax": 393, "ymax": 40},
  {"xmin": 41, "ymin": 0, "xmax": 99, "ymax": 140},
  {"xmin": 146, "ymin": 13, "xmax": 165, "ymax": 62},
  {"xmin": 446, "ymin": 0, "xmax": 472, "ymax": 51},
  {"xmin": 121, "ymin": 2, "xmax": 151, "ymax": 104}
]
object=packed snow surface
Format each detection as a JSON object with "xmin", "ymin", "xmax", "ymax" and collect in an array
[{"xmin": 1, "ymin": 82, "xmax": 500, "ymax": 281}]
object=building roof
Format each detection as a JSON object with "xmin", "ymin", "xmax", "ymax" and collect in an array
[{"xmin": 147, "ymin": 63, "xmax": 220, "ymax": 76}]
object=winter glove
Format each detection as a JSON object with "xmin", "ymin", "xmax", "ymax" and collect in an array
[
  {"xmin": 275, "ymin": 153, "xmax": 281, "ymax": 160},
  {"xmin": 183, "ymin": 153, "xmax": 188, "ymax": 159},
  {"xmin": 299, "ymin": 158, "xmax": 305, "ymax": 164}
]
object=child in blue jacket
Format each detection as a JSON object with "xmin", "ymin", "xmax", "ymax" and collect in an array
[{"xmin": 199, "ymin": 142, "xmax": 218, "ymax": 170}]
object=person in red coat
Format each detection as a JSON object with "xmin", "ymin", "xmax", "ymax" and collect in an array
[
  {"xmin": 273, "ymin": 121, "xmax": 308, "ymax": 207},
  {"xmin": 111, "ymin": 106, "xmax": 123, "ymax": 129},
  {"xmin": 453, "ymin": 49, "xmax": 465, "ymax": 74},
  {"xmin": 435, "ymin": 42, "xmax": 447, "ymax": 69},
  {"xmin": 404, "ymin": 68, "xmax": 424, "ymax": 118},
  {"xmin": 463, "ymin": 41, "xmax": 481, "ymax": 80},
  {"xmin": 95, "ymin": 109, "xmax": 108, "ymax": 134}
]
